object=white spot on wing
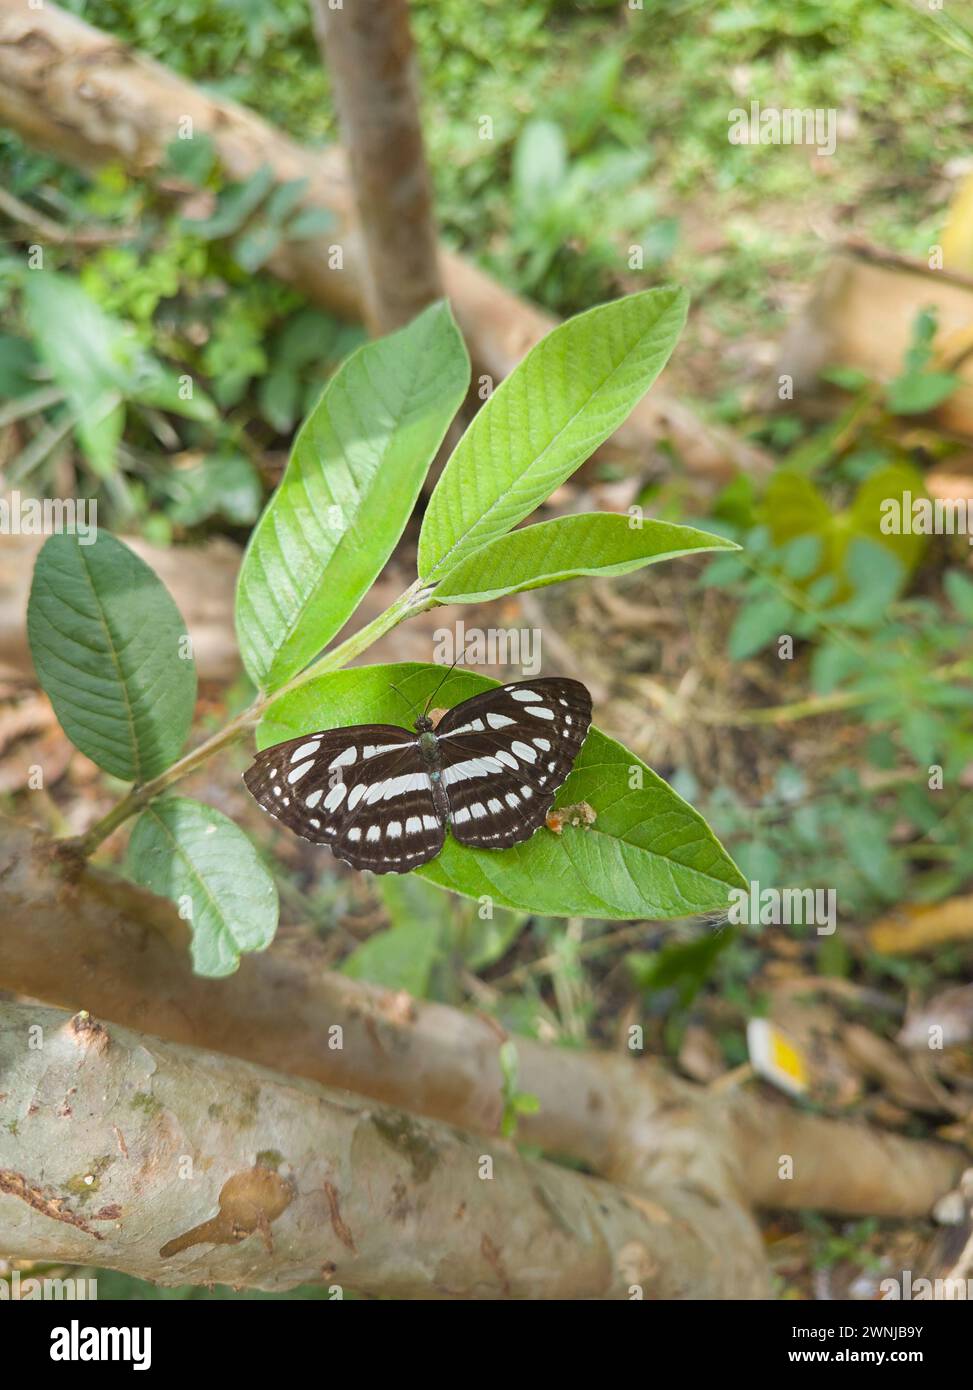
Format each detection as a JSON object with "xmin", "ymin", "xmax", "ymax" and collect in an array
[
  {"xmin": 323, "ymin": 783, "xmax": 346, "ymax": 811},
  {"xmin": 487, "ymin": 712, "xmax": 515, "ymax": 729},
  {"xmin": 511, "ymin": 740, "xmax": 536, "ymax": 764},
  {"xmin": 291, "ymin": 740, "xmax": 321, "ymax": 763},
  {"xmin": 526, "ymin": 705, "xmax": 555, "ymax": 720},
  {"xmin": 443, "ymin": 756, "xmax": 502, "ymax": 786},
  {"xmin": 445, "ymin": 717, "xmax": 485, "ymax": 736},
  {"xmin": 511, "ymin": 689, "xmax": 540, "ymax": 701},
  {"xmin": 287, "ymin": 759, "xmax": 314, "ymax": 783},
  {"xmin": 329, "ymin": 747, "xmax": 357, "ymax": 770}
]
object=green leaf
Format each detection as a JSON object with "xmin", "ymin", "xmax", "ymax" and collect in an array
[
  {"xmin": 627, "ymin": 930, "xmax": 732, "ymax": 1006},
  {"xmin": 286, "ymin": 207, "xmax": 335, "ymax": 239},
  {"xmin": 164, "ymin": 134, "xmax": 217, "ymax": 187},
  {"xmin": 20, "ymin": 272, "xmax": 216, "ymax": 470},
  {"xmin": 165, "ymin": 453, "xmax": 262, "ymax": 527},
  {"xmin": 417, "ymin": 287, "xmax": 689, "ymax": 581},
  {"xmin": 728, "ymin": 593, "xmax": 794, "ymax": 660},
  {"xmin": 342, "ymin": 918, "xmax": 443, "ymax": 996},
  {"xmin": 944, "ymin": 569, "xmax": 973, "ymax": 622},
  {"xmin": 462, "ymin": 905, "xmax": 527, "ymax": 970},
  {"xmin": 232, "ymin": 221, "xmax": 282, "ymax": 272},
  {"xmin": 262, "ymin": 177, "xmax": 310, "ymax": 226},
  {"xmin": 258, "ymin": 664, "xmax": 746, "ymax": 920},
  {"xmin": 828, "ymin": 538, "xmax": 905, "ymax": 627},
  {"xmin": 431, "ymin": 512, "xmax": 737, "ymax": 604},
  {"xmin": 235, "ymin": 301, "xmax": 469, "ymax": 691},
  {"xmin": 27, "ymin": 533, "xmax": 196, "ymax": 781},
  {"xmin": 182, "ymin": 164, "xmax": 276, "ymax": 240},
  {"xmin": 257, "ymin": 368, "xmax": 302, "ymax": 433},
  {"xmin": 126, "ymin": 798, "xmax": 278, "ymax": 977},
  {"xmin": 21, "ymin": 272, "xmax": 128, "ymax": 476},
  {"xmin": 886, "ymin": 371, "xmax": 958, "ymax": 415},
  {"xmin": 513, "ymin": 119, "xmax": 568, "ymax": 209}
]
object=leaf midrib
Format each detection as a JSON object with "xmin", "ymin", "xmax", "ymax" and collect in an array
[{"xmin": 75, "ymin": 546, "xmax": 142, "ymax": 783}]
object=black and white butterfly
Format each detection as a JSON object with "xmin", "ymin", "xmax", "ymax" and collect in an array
[{"xmin": 243, "ymin": 678, "xmax": 592, "ymax": 874}]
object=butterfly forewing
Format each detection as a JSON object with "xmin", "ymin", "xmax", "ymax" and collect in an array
[
  {"xmin": 436, "ymin": 678, "xmax": 592, "ymax": 849},
  {"xmin": 243, "ymin": 724, "xmax": 445, "ymax": 872}
]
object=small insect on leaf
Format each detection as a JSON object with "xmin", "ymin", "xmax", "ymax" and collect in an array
[{"xmin": 545, "ymin": 801, "xmax": 598, "ymax": 835}]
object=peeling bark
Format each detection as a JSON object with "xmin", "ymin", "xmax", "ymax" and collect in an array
[
  {"xmin": 0, "ymin": 819, "xmax": 963, "ymax": 1225},
  {"xmin": 0, "ymin": 1003, "xmax": 769, "ymax": 1296},
  {"xmin": 0, "ymin": 0, "xmax": 770, "ymax": 485}
]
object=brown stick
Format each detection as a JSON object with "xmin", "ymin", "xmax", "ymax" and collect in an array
[
  {"xmin": 0, "ymin": 0, "xmax": 770, "ymax": 485},
  {"xmin": 0, "ymin": 819, "xmax": 963, "ymax": 1221},
  {"xmin": 310, "ymin": 0, "xmax": 442, "ymax": 332}
]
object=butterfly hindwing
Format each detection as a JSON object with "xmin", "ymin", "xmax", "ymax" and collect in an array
[
  {"xmin": 436, "ymin": 678, "xmax": 592, "ymax": 849},
  {"xmin": 244, "ymin": 724, "xmax": 445, "ymax": 873}
]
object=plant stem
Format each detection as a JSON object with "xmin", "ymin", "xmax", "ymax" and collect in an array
[
  {"xmin": 61, "ymin": 578, "xmax": 434, "ymax": 859},
  {"xmin": 699, "ymin": 658, "xmax": 972, "ymax": 727}
]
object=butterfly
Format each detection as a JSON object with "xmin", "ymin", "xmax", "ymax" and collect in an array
[{"xmin": 243, "ymin": 677, "xmax": 593, "ymax": 874}]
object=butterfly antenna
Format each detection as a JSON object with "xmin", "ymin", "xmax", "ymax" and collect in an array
[
  {"xmin": 386, "ymin": 677, "xmax": 421, "ymax": 723},
  {"xmin": 422, "ymin": 637, "xmax": 476, "ymax": 716}
]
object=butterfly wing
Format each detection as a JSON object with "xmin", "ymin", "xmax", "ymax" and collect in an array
[
  {"xmin": 243, "ymin": 724, "xmax": 445, "ymax": 873},
  {"xmin": 435, "ymin": 678, "xmax": 592, "ymax": 849}
]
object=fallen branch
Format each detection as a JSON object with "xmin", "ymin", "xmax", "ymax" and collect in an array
[
  {"xmin": 0, "ymin": 0, "xmax": 771, "ymax": 486},
  {"xmin": 0, "ymin": 1003, "xmax": 769, "ymax": 1296},
  {"xmin": 0, "ymin": 819, "xmax": 963, "ymax": 1223}
]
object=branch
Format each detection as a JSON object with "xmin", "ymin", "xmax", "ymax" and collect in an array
[
  {"xmin": 310, "ymin": 0, "xmax": 443, "ymax": 332},
  {"xmin": 0, "ymin": 0, "xmax": 770, "ymax": 486},
  {"xmin": 0, "ymin": 1003, "xmax": 768, "ymax": 1296},
  {"xmin": 0, "ymin": 819, "xmax": 963, "ymax": 1221}
]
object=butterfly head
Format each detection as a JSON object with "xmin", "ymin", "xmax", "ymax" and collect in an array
[{"xmin": 414, "ymin": 713, "xmax": 434, "ymax": 733}]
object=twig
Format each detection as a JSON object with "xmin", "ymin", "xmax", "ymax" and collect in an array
[{"xmin": 0, "ymin": 185, "xmax": 136, "ymax": 246}]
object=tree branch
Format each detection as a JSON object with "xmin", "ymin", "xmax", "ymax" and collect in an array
[
  {"xmin": 0, "ymin": 819, "xmax": 963, "ymax": 1223},
  {"xmin": 0, "ymin": 1003, "xmax": 769, "ymax": 1296},
  {"xmin": 310, "ymin": 0, "xmax": 443, "ymax": 332}
]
